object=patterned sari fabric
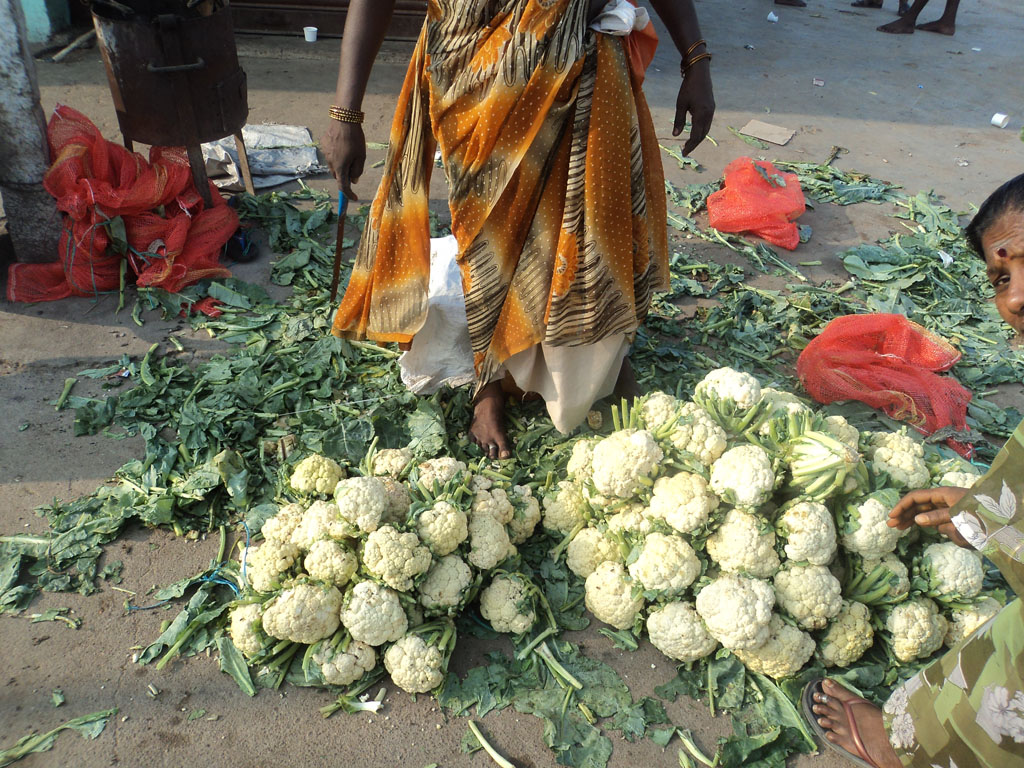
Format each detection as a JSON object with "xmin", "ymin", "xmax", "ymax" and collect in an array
[
  {"xmin": 882, "ymin": 419, "xmax": 1024, "ymax": 767},
  {"xmin": 332, "ymin": 0, "xmax": 669, "ymax": 393}
]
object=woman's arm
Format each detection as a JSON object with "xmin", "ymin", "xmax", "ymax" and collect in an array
[
  {"xmin": 647, "ymin": 0, "xmax": 715, "ymax": 155},
  {"xmin": 323, "ymin": 0, "xmax": 397, "ymax": 199}
]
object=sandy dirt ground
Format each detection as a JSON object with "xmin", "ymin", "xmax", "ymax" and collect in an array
[{"xmin": 2, "ymin": 1, "xmax": 1024, "ymax": 766}]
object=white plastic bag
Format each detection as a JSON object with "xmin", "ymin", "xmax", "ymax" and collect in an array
[
  {"xmin": 398, "ymin": 235, "xmax": 476, "ymax": 394},
  {"xmin": 589, "ymin": 0, "xmax": 649, "ymax": 36}
]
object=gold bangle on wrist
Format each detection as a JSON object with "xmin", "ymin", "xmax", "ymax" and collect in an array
[
  {"xmin": 328, "ymin": 105, "xmax": 365, "ymax": 124},
  {"xmin": 684, "ymin": 39, "xmax": 707, "ymax": 59},
  {"xmin": 682, "ymin": 51, "xmax": 712, "ymax": 74}
]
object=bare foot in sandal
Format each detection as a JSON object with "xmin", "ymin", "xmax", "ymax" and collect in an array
[{"xmin": 812, "ymin": 680, "xmax": 902, "ymax": 768}]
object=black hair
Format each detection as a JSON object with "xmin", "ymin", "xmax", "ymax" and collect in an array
[{"xmin": 965, "ymin": 173, "xmax": 1024, "ymax": 258}]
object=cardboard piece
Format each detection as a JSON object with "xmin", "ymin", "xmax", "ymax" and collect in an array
[{"xmin": 738, "ymin": 119, "xmax": 796, "ymax": 146}]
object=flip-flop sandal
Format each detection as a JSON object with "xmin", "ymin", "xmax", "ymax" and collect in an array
[{"xmin": 801, "ymin": 679, "xmax": 879, "ymax": 768}]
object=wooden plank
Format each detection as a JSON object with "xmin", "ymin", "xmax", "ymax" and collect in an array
[{"xmin": 230, "ymin": 0, "xmax": 427, "ymax": 40}]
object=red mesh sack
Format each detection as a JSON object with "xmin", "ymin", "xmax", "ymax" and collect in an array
[
  {"xmin": 707, "ymin": 157, "xmax": 806, "ymax": 250},
  {"xmin": 7, "ymin": 104, "xmax": 234, "ymax": 305},
  {"xmin": 797, "ymin": 314, "xmax": 973, "ymax": 456}
]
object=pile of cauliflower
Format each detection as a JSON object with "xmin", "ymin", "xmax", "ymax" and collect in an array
[{"xmin": 546, "ymin": 367, "xmax": 996, "ymax": 680}]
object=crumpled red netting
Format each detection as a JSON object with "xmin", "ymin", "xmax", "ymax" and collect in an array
[
  {"xmin": 797, "ymin": 314, "xmax": 973, "ymax": 456},
  {"xmin": 6, "ymin": 104, "xmax": 236, "ymax": 306},
  {"xmin": 707, "ymin": 157, "xmax": 806, "ymax": 251}
]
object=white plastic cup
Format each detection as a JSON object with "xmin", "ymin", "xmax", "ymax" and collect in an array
[
  {"xmin": 991, "ymin": 113, "xmax": 1010, "ymax": 128},
  {"xmin": 303, "ymin": 26, "xmax": 318, "ymax": 42}
]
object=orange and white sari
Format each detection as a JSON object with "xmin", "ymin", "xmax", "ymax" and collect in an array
[{"xmin": 333, "ymin": 0, "xmax": 668, "ymax": 431}]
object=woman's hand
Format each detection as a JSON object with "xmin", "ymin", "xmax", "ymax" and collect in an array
[
  {"xmin": 672, "ymin": 60, "xmax": 715, "ymax": 156},
  {"xmin": 887, "ymin": 486, "xmax": 973, "ymax": 548},
  {"xmin": 323, "ymin": 120, "xmax": 366, "ymax": 201}
]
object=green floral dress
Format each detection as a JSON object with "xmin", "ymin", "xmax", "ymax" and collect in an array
[{"xmin": 883, "ymin": 422, "xmax": 1024, "ymax": 767}]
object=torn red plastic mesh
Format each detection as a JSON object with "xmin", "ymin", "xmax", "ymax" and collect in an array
[
  {"xmin": 797, "ymin": 314, "xmax": 973, "ymax": 456},
  {"xmin": 707, "ymin": 157, "xmax": 806, "ymax": 251}
]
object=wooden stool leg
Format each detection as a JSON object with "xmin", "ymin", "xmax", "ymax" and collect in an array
[
  {"xmin": 233, "ymin": 131, "xmax": 256, "ymax": 196},
  {"xmin": 186, "ymin": 144, "xmax": 214, "ymax": 208}
]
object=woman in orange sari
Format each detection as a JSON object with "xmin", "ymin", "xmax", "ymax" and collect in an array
[{"xmin": 324, "ymin": 0, "xmax": 715, "ymax": 458}]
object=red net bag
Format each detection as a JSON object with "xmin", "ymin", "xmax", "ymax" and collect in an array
[
  {"xmin": 797, "ymin": 314, "xmax": 973, "ymax": 455},
  {"xmin": 7, "ymin": 104, "xmax": 234, "ymax": 305},
  {"xmin": 707, "ymin": 157, "xmax": 806, "ymax": 250}
]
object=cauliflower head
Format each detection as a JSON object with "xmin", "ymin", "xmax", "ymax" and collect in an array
[
  {"xmin": 419, "ymin": 555, "xmax": 474, "ymax": 615},
  {"xmin": 471, "ymin": 488, "xmax": 514, "ymax": 525},
  {"xmin": 945, "ymin": 596, "xmax": 1002, "ymax": 647},
  {"xmin": 379, "ymin": 477, "xmax": 413, "ymax": 527},
  {"xmin": 646, "ymin": 601, "xmax": 718, "ymax": 662},
  {"xmin": 480, "ymin": 573, "xmax": 536, "ymax": 634},
  {"xmin": 312, "ymin": 638, "xmax": 376, "ymax": 686},
  {"xmin": 695, "ymin": 367, "xmax": 762, "ymax": 410},
  {"xmin": 362, "ymin": 525, "xmax": 432, "ymax": 592},
  {"xmin": 245, "ymin": 539, "xmax": 300, "ymax": 593},
  {"xmin": 340, "ymin": 581, "xmax": 408, "ymax": 646},
  {"xmin": 290, "ymin": 500, "xmax": 339, "ymax": 550},
  {"xmin": 757, "ymin": 388, "xmax": 811, "ymax": 437},
  {"xmin": 938, "ymin": 471, "xmax": 981, "ymax": 489},
  {"xmin": 567, "ymin": 438, "xmax": 600, "ymax": 483},
  {"xmin": 467, "ymin": 512, "xmax": 515, "ymax": 570},
  {"xmin": 333, "ymin": 476, "xmax": 388, "ymax": 536},
  {"xmin": 605, "ymin": 504, "xmax": 655, "ymax": 538},
  {"xmin": 290, "ymin": 454, "xmax": 346, "ymax": 496},
  {"xmin": 590, "ymin": 429, "xmax": 663, "ymax": 499},
  {"xmin": 628, "ymin": 533, "xmax": 701, "ymax": 596},
  {"xmin": 542, "ymin": 481, "xmax": 589, "ymax": 535},
  {"xmin": 840, "ymin": 488, "xmax": 904, "ymax": 559},
  {"xmin": 918, "ymin": 542, "xmax": 984, "ymax": 602},
  {"xmin": 733, "ymin": 615, "xmax": 815, "ymax": 679},
  {"xmin": 262, "ymin": 582, "xmax": 343, "ymax": 644},
  {"xmin": 647, "ymin": 471, "xmax": 719, "ymax": 535},
  {"xmin": 228, "ymin": 603, "xmax": 268, "ymax": 658},
  {"xmin": 417, "ymin": 500, "xmax": 469, "ymax": 556},
  {"xmin": 585, "ymin": 561, "xmax": 645, "ymax": 630},
  {"xmin": 848, "ymin": 553, "xmax": 911, "ymax": 606},
  {"xmin": 823, "ymin": 415, "xmax": 860, "ymax": 450},
  {"xmin": 885, "ymin": 597, "xmax": 947, "ymax": 663},
  {"xmin": 709, "ymin": 444, "xmax": 775, "ymax": 508},
  {"xmin": 304, "ymin": 539, "xmax": 358, "ymax": 587},
  {"xmin": 665, "ymin": 403, "xmax": 728, "ymax": 466},
  {"xmin": 773, "ymin": 564, "xmax": 843, "ymax": 630},
  {"xmin": 777, "ymin": 500, "xmax": 837, "ymax": 565},
  {"xmin": 819, "ymin": 600, "xmax": 874, "ymax": 668},
  {"xmin": 507, "ymin": 486, "xmax": 541, "ymax": 545},
  {"xmin": 706, "ymin": 509, "xmax": 780, "ymax": 579},
  {"xmin": 260, "ymin": 502, "xmax": 306, "ymax": 544},
  {"xmin": 639, "ymin": 391, "xmax": 681, "ymax": 432},
  {"xmin": 384, "ymin": 633, "xmax": 446, "ymax": 694},
  {"xmin": 566, "ymin": 527, "xmax": 623, "ymax": 578},
  {"xmin": 695, "ymin": 574, "xmax": 775, "ymax": 651},
  {"xmin": 417, "ymin": 457, "xmax": 469, "ymax": 491},
  {"xmin": 372, "ymin": 447, "xmax": 413, "ymax": 478},
  {"xmin": 867, "ymin": 431, "xmax": 929, "ymax": 490}
]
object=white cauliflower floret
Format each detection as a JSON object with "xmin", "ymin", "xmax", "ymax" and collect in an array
[
  {"xmin": 886, "ymin": 597, "xmax": 947, "ymax": 662},
  {"xmin": 340, "ymin": 581, "xmax": 408, "ymax": 646},
  {"xmin": 417, "ymin": 457, "xmax": 468, "ymax": 491},
  {"xmin": 480, "ymin": 573, "xmax": 536, "ymax": 634},
  {"xmin": 507, "ymin": 485, "xmax": 541, "ymax": 545},
  {"xmin": 566, "ymin": 438, "xmax": 599, "ymax": 483},
  {"xmin": 304, "ymin": 539, "xmax": 358, "ymax": 587},
  {"xmin": 734, "ymin": 615, "xmax": 815, "ymax": 679},
  {"xmin": 820, "ymin": 601, "xmax": 874, "ymax": 668},
  {"xmin": 773, "ymin": 564, "xmax": 843, "ymax": 630},
  {"xmin": 566, "ymin": 526, "xmax": 622, "ymax": 578},
  {"xmin": 290, "ymin": 500, "xmax": 339, "ymax": 550},
  {"xmin": 262, "ymin": 582, "xmax": 343, "ymax": 644},
  {"xmin": 379, "ymin": 477, "xmax": 412, "ymax": 527},
  {"xmin": 372, "ymin": 447, "xmax": 413, "ymax": 477},
  {"xmin": 918, "ymin": 542, "xmax": 984, "ymax": 602},
  {"xmin": 384, "ymin": 633, "xmax": 446, "ymax": 693},
  {"xmin": 665, "ymin": 403, "xmax": 728, "ymax": 466},
  {"xmin": 706, "ymin": 509, "xmax": 780, "ymax": 579},
  {"xmin": 647, "ymin": 472, "xmax": 719, "ymax": 534},
  {"xmin": 695, "ymin": 367, "xmax": 762, "ymax": 409},
  {"xmin": 260, "ymin": 502, "xmax": 305, "ymax": 544},
  {"xmin": 471, "ymin": 488, "xmax": 514, "ymax": 525},
  {"xmin": 228, "ymin": 603, "xmax": 268, "ymax": 658},
  {"xmin": 840, "ymin": 489, "xmax": 904, "ymax": 560},
  {"xmin": 290, "ymin": 454, "xmax": 346, "ymax": 495},
  {"xmin": 867, "ymin": 431, "xmax": 929, "ymax": 490},
  {"xmin": 938, "ymin": 471, "xmax": 981, "ymax": 489},
  {"xmin": 646, "ymin": 601, "xmax": 718, "ymax": 662},
  {"xmin": 466, "ymin": 512, "xmax": 515, "ymax": 570},
  {"xmin": 362, "ymin": 525, "xmax": 432, "ymax": 592},
  {"xmin": 417, "ymin": 500, "xmax": 469, "ymax": 556},
  {"xmin": 777, "ymin": 501, "xmax": 837, "ymax": 565},
  {"xmin": 419, "ymin": 555, "xmax": 474, "ymax": 615},
  {"xmin": 709, "ymin": 444, "xmax": 775, "ymax": 508},
  {"xmin": 628, "ymin": 533, "xmax": 701, "ymax": 596},
  {"xmin": 245, "ymin": 539, "xmax": 300, "ymax": 593},
  {"xmin": 639, "ymin": 391, "xmax": 681, "ymax": 432},
  {"xmin": 605, "ymin": 504, "xmax": 655, "ymax": 538},
  {"xmin": 542, "ymin": 481, "xmax": 589, "ymax": 535},
  {"xmin": 823, "ymin": 415, "xmax": 860, "ymax": 450},
  {"xmin": 585, "ymin": 561, "xmax": 644, "ymax": 630},
  {"xmin": 333, "ymin": 476, "xmax": 388, "ymax": 535},
  {"xmin": 590, "ymin": 429, "xmax": 663, "ymax": 499},
  {"xmin": 695, "ymin": 574, "xmax": 775, "ymax": 651},
  {"xmin": 944, "ymin": 596, "xmax": 1002, "ymax": 647},
  {"xmin": 312, "ymin": 639, "xmax": 376, "ymax": 686},
  {"xmin": 469, "ymin": 474, "xmax": 493, "ymax": 492}
]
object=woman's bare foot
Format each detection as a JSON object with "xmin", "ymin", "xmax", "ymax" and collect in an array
[
  {"xmin": 470, "ymin": 381, "xmax": 512, "ymax": 460},
  {"xmin": 916, "ymin": 18, "xmax": 956, "ymax": 34},
  {"xmin": 878, "ymin": 16, "xmax": 916, "ymax": 32},
  {"xmin": 613, "ymin": 358, "xmax": 641, "ymax": 402},
  {"xmin": 812, "ymin": 680, "xmax": 902, "ymax": 768}
]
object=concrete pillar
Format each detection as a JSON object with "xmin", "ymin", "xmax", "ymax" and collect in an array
[{"xmin": 0, "ymin": 0, "xmax": 60, "ymax": 264}]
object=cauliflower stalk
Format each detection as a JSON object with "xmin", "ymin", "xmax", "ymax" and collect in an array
[
  {"xmin": 590, "ymin": 428, "xmax": 663, "ymax": 499},
  {"xmin": 709, "ymin": 444, "xmax": 775, "ymax": 508},
  {"xmin": 695, "ymin": 574, "xmax": 775, "ymax": 651},
  {"xmin": 262, "ymin": 582, "xmax": 343, "ymax": 644},
  {"xmin": 383, "ymin": 620, "xmax": 456, "ymax": 694},
  {"xmin": 733, "ymin": 615, "xmax": 815, "ymax": 680},
  {"xmin": 773, "ymin": 564, "xmax": 843, "ymax": 630},
  {"xmin": 819, "ymin": 600, "xmax": 874, "ymax": 668},
  {"xmin": 362, "ymin": 525, "xmax": 432, "ymax": 592},
  {"xmin": 844, "ymin": 553, "xmax": 911, "ymax": 606},
  {"xmin": 786, "ymin": 428, "xmax": 867, "ymax": 500},
  {"xmin": 706, "ymin": 509, "xmax": 780, "ymax": 579},
  {"xmin": 646, "ymin": 601, "xmax": 718, "ymax": 662},
  {"xmin": 647, "ymin": 472, "xmax": 719, "ymax": 534},
  {"xmin": 290, "ymin": 454, "xmax": 346, "ymax": 496},
  {"xmin": 585, "ymin": 561, "xmax": 645, "ymax": 630}
]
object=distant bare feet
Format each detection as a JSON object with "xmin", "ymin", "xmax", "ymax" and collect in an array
[
  {"xmin": 775, "ymin": 0, "xmax": 806, "ymax": 6},
  {"xmin": 850, "ymin": 0, "xmax": 883, "ymax": 7},
  {"xmin": 613, "ymin": 358, "xmax": 641, "ymax": 402},
  {"xmin": 916, "ymin": 18, "xmax": 956, "ymax": 34},
  {"xmin": 897, "ymin": 0, "xmax": 910, "ymax": 14},
  {"xmin": 470, "ymin": 381, "xmax": 512, "ymax": 460},
  {"xmin": 878, "ymin": 16, "xmax": 916, "ymax": 32}
]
